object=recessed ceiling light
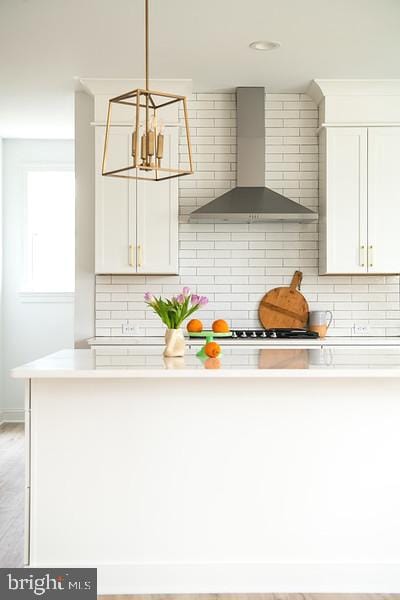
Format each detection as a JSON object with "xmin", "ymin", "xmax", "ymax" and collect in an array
[{"xmin": 249, "ymin": 40, "xmax": 281, "ymax": 51}]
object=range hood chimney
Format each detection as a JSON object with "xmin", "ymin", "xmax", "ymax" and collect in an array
[{"xmin": 189, "ymin": 87, "xmax": 317, "ymax": 223}]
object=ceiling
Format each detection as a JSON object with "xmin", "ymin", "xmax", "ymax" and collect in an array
[{"xmin": 1, "ymin": 0, "xmax": 400, "ymax": 138}]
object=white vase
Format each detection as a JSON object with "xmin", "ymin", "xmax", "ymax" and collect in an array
[{"xmin": 164, "ymin": 328, "xmax": 186, "ymax": 357}]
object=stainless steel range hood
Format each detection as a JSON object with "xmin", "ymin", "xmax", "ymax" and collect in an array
[{"xmin": 189, "ymin": 87, "xmax": 317, "ymax": 223}]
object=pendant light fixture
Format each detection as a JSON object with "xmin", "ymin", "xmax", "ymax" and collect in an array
[{"xmin": 102, "ymin": 0, "xmax": 194, "ymax": 181}]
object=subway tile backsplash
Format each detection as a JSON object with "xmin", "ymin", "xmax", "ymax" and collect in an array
[{"xmin": 95, "ymin": 93, "xmax": 400, "ymax": 338}]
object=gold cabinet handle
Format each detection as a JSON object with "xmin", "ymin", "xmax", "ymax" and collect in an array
[
  {"xmin": 138, "ymin": 244, "xmax": 142, "ymax": 268},
  {"xmin": 360, "ymin": 245, "xmax": 366, "ymax": 267},
  {"xmin": 129, "ymin": 244, "xmax": 135, "ymax": 267},
  {"xmin": 368, "ymin": 245, "xmax": 373, "ymax": 268}
]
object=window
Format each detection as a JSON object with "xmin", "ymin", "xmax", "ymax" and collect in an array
[{"xmin": 24, "ymin": 169, "xmax": 75, "ymax": 293}]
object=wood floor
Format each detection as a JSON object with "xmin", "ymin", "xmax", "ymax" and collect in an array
[
  {"xmin": 0, "ymin": 422, "xmax": 25, "ymax": 567},
  {"xmin": 1, "ymin": 425, "xmax": 399, "ymax": 599}
]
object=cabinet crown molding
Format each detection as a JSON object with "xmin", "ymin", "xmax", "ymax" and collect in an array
[
  {"xmin": 307, "ymin": 79, "xmax": 400, "ymax": 127},
  {"xmin": 78, "ymin": 78, "xmax": 192, "ymax": 125},
  {"xmin": 307, "ymin": 79, "xmax": 400, "ymax": 105},
  {"xmin": 78, "ymin": 78, "xmax": 193, "ymax": 97}
]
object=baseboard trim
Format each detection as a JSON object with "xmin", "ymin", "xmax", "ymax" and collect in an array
[
  {"xmin": 0, "ymin": 408, "xmax": 25, "ymax": 424},
  {"xmin": 30, "ymin": 562, "xmax": 400, "ymax": 594}
]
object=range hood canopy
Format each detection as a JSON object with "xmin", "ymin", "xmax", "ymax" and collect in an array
[
  {"xmin": 190, "ymin": 186, "xmax": 317, "ymax": 223},
  {"xmin": 189, "ymin": 87, "xmax": 317, "ymax": 224}
]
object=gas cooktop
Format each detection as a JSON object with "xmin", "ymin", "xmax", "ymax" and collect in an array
[{"xmin": 230, "ymin": 328, "xmax": 319, "ymax": 339}]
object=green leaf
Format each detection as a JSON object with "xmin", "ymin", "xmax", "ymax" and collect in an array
[{"xmin": 145, "ymin": 292, "xmax": 206, "ymax": 330}]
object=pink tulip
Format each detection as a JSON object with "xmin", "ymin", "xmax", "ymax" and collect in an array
[
  {"xmin": 199, "ymin": 296, "xmax": 208, "ymax": 306},
  {"xmin": 182, "ymin": 286, "xmax": 190, "ymax": 296},
  {"xmin": 191, "ymin": 293, "xmax": 200, "ymax": 305},
  {"xmin": 144, "ymin": 292, "xmax": 154, "ymax": 303},
  {"xmin": 177, "ymin": 294, "xmax": 185, "ymax": 303}
]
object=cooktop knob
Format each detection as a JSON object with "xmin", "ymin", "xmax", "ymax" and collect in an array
[
  {"xmin": 251, "ymin": 331, "xmax": 257, "ymax": 338},
  {"xmin": 260, "ymin": 331, "xmax": 267, "ymax": 338},
  {"xmin": 240, "ymin": 331, "xmax": 247, "ymax": 338},
  {"xmin": 232, "ymin": 331, "xmax": 238, "ymax": 338},
  {"xmin": 270, "ymin": 331, "xmax": 277, "ymax": 338}
]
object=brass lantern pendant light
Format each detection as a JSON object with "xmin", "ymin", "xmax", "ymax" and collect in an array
[{"xmin": 102, "ymin": 0, "xmax": 194, "ymax": 181}]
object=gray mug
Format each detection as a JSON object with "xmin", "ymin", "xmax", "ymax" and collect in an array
[{"xmin": 309, "ymin": 310, "xmax": 333, "ymax": 338}]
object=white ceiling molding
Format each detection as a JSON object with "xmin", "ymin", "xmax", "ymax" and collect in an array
[{"xmin": 307, "ymin": 79, "xmax": 400, "ymax": 127}]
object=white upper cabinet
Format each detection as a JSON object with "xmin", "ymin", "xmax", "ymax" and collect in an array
[
  {"xmin": 95, "ymin": 128, "xmax": 136, "ymax": 274},
  {"xmin": 136, "ymin": 132, "xmax": 178, "ymax": 274},
  {"xmin": 320, "ymin": 127, "xmax": 368, "ymax": 274},
  {"xmin": 367, "ymin": 128, "xmax": 400, "ymax": 274},
  {"xmin": 95, "ymin": 126, "xmax": 179, "ymax": 275},
  {"xmin": 320, "ymin": 126, "xmax": 400, "ymax": 275}
]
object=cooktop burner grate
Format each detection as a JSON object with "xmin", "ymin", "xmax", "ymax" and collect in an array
[{"xmin": 230, "ymin": 328, "xmax": 319, "ymax": 339}]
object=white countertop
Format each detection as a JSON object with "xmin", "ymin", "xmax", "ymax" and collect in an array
[
  {"xmin": 87, "ymin": 335, "xmax": 400, "ymax": 347},
  {"xmin": 11, "ymin": 346, "xmax": 400, "ymax": 379}
]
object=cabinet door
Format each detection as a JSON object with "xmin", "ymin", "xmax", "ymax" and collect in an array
[
  {"xmin": 136, "ymin": 127, "xmax": 179, "ymax": 274},
  {"xmin": 324, "ymin": 128, "xmax": 368, "ymax": 274},
  {"xmin": 95, "ymin": 127, "xmax": 136, "ymax": 274},
  {"xmin": 367, "ymin": 127, "xmax": 400, "ymax": 274}
]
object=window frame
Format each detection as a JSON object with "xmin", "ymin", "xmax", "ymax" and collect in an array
[{"xmin": 20, "ymin": 161, "xmax": 75, "ymax": 302}]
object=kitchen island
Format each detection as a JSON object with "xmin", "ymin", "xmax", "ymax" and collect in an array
[{"xmin": 13, "ymin": 346, "xmax": 400, "ymax": 594}]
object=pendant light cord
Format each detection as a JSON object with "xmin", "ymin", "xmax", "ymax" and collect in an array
[{"xmin": 145, "ymin": 0, "xmax": 149, "ymax": 90}]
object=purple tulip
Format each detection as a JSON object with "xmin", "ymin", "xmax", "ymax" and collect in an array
[
  {"xmin": 177, "ymin": 294, "xmax": 185, "ymax": 303},
  {"xmin": 199, "ymin": 295, "xmax": 208, "ymax": 306},
  {"xmin": 191, "ymin": 293, "xmax": 200, "ymax": 305},
  {"xmin": 182, "ymin": 286, "xmax": 190, "ymax": 296},
  {"xmin": 144, "ymin": 292, "xmax": 154, "ymax": 303}
]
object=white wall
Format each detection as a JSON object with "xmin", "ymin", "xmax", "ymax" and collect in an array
[
  {"xmin": 74, "ymin": 92, "xmax": 95, "ymax": 348},
  {"xmin": 0, "ymin": 138, "xmax": 3, "ymax": 419},
  {"xmin": 2, "ymin": 139, "xmax": 74, "ymax": 419},
  {"xmin": 94, "ymin": 92, "xmax": 400, "ymax": 337}
]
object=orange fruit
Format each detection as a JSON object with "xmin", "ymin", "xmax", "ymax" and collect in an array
[
  {"xmin": 212, "ymin": 319, "xmax": 230, "ymax": 333},
  {"xmin": 204, "ymin": 357, "xmax": 221, "ymax": 369},
  {"xmin": 187, "ymin": 319, "xmax": 203, "ymax": 333},
  {"xmin": 204, "ymin": 341, "xmax": 221, "ymax": 358}
]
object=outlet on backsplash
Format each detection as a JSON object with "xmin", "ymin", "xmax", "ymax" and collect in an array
[
  {"xmin": 122, "ymin": 322, "xmax": 141, "ymax": 336},
  {"xmin": 352, "ymin": 323, "xmax": 371, "ymax": 336}
]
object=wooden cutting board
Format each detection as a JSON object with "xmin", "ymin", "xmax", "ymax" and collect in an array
[{"xmin": 258, "ymin": 271, "xmax": 309, "ymax": 329}]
